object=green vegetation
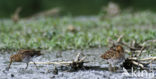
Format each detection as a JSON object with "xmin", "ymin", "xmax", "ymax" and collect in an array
[{"xmin": 0, "ymin": 11, "xmax": 156, "ymax": 51}]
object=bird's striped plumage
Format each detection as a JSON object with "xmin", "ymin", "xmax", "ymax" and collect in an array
[
  {"xmin": 101, "ymin": 45, "xmax": 125, "ymax": 71},
  {"xmin": 7, "ymin": 49, "xmax": 41, "ymax": 70}
]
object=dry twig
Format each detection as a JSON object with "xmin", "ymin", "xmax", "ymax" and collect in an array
[
  {"xmin": 137, "ymin": 46, "xmax": 146, "ymax": 57},
  {"xmin": 29, "ymin": 53, "xmax": 88, "ymax": 67},
  {"xmin": 131, "ymin": 61, "xmax": 144, "ymax": 69}
]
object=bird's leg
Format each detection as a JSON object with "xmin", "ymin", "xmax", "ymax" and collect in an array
[
  {"xmin": 109, "ymin": 63, "xmax": 113, "ymax": 72},
  {"xmin": 7, "ymin": 60, "xmax": 13, "ymax": 71},
  {"xmin": 25, "ymin": 62, "xmax": 29, "ymax": 69},
  {"xmin": 112, "ymin": 64, "xmax": 117, "ymax": 72},
  {"xmin": 33, "ymin": 62, "xmax": 38, "ymax": 69},
  {"xmin": 53, "ymin": 65, "xmax": 58, "ymax": 75},
  {"xmin": 109, "ymin": 64, "xmax": 116, "ymax": 72},
  {"xmin": 150, "ymin": 59, "xmax": 153, "ymax": 72},
  {"xmin": 113, "ymin": 66, "xmax": 116, "ymax": 72}
]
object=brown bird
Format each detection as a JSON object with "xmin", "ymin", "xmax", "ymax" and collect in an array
[
  {"xmin": 67, "ymin": 25, "xmax": 77, "ymax": 33},
  {"xmin": 11, "ymin": 7, "xmax": 22, "ymax": 23},
  {"xmin": 7, "ymin": 49, "xmax": 42, "ymax": 70},
  {"xmin": 101, "ymin": 45, "xmax": 125, "ymax": 72}
]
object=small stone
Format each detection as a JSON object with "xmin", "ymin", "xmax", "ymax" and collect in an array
[
  {"xmin": 50, "ymin": 76, "xmax": 55, "ymax": 79},
  {"xmin": 11, "ymin": 74, "xmax": 14, "ymax": 77}
]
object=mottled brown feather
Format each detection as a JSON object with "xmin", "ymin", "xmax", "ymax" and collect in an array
[
  {"xmin": 17, "ymin": 49, "xmax": 41, "ymax": 57},
  {"xmin": 7, "ymin": 49, "xmax": 41, "ymax": 70},
  {"xmin": 101, "ymin": 45, "xmax": 125, "ymax": 60},
  {"xmin": 101, "ymin": 50, "xmax": 116, "ymax": 59},
  {"xmin": 10, "ymin": 54, "xmax": 23, "ymax": 62}
]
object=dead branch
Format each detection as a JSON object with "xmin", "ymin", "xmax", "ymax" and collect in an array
[
  {"xmin": 131, "ymin": 61, "xmax": 144, "ymax": 69},
  {"xmin": 79, "ymin": 56, "xmax": 86, "ymax": 62},
  {"xmin": 137, "ymin": 46, "xmax": 146, "ymax": 57},
  {"xmin": 29, "ymin": 61, "xmax": 73, "ymax": 65},
  {"xmin": 125, "ymin": 50, "xmax": 146, "ymax": 53},
  {"xmin": 128, "ymin": 57, "xmax": 138, "ymax": 61},
  {"xmin": 75, "ymin": 52, "xmax": 81, "ymax": 62},
  {"xmin": 30, "ymin": 53, "xmax": 88, "ymax": 68},
  {"xmin": 117, "ymin": 34, "xmax": 124, "ymax": 43},
  {"xmin": 142, "ymin": 39, "xmax": 156, "ymax": 46},
  {"xmin": 120, "ymin": 42, "xmax": 139, "ymax": 50},
  {"xmin": 128, "ymin": 56, "xmax": 156, "ymax": 61},
  {"xmin": 139, "ymin": 56, "xmax": 156, "ymax": 61}
]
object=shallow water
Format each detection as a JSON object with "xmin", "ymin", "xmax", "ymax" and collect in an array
[{"xmin": 0, "ymin": 48, "xmax": 155, "ymax": 79}]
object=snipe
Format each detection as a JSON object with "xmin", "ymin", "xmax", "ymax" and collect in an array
[
  {"xmin": 7, "ymin": 49, "xmax": 42, "ymax": 70},
  {"xmin": 101, "ymin": 45, "xmax": 125, "ymax": 72}
]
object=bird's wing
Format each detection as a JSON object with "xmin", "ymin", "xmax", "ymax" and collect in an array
[{"xmin": 101, "ymin": 50, "xmax": 115, "ymax": 59}]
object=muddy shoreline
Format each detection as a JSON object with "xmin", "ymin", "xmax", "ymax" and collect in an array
[{"xmin": 0, "ymin": 48, "xmax": 155, "ymax": 79}]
